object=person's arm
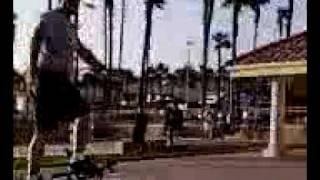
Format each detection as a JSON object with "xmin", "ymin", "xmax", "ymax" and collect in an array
[
  {"xmin": 30, "ymin": 23, "xmax": 42, "ymax": 79},
  {"xmin": 77, "ymin": 39, "xmax": 105, "ymax": 72}
]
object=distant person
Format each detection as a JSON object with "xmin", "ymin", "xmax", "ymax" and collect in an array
[
  {"xmin": 164, "ymin": 103, "xmax": 174, "ymax": 147},
  {"xmin": 202, "ymin": 106, "xmax": 213, "ymax": 139},
  {"xmin": 174, "ymin": 102, "xmax": 184, "ymax": 138},
  {"xmin": 216, "ymin": 112, "xmax": 225, "ymax": 140},
  {"xmin": 29, "ymin": 0, "xmax": 105, "ymax": 176}
]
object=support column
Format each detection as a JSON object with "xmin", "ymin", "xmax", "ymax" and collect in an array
[
  {"xmin": 279, "ymin": 77, "xmax": 287, "ymax": 155},
  {"xmin": 263, "ymin": 78, "xmax": 279, "ymax": 157}
]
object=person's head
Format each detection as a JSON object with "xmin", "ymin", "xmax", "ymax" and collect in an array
[{"xmin": 63, "ymin": 0, "xmax": 80, "ymax": 15}]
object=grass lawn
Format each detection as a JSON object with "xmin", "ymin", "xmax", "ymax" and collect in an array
[{"xmin": 14, "ymin": 157, "xmax": 68, "ymax": 170}]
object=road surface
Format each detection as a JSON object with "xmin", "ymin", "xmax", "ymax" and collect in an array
[
  {"xmin": 110, "ymin": 154, "xmax": 305, "ymax": 180},
  {"xmin": 14, "ymin": 154, "xmax": 305, "ymax": 180}
]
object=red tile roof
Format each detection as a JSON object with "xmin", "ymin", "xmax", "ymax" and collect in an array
[{"xmin": 237, "ymin": 31, "xmax": 307, "ymax": 65}]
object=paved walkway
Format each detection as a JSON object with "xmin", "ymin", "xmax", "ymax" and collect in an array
[
  {"xmin": 16, "ymin": 153, "xmax": 304, "ymax": 180},
  {"xmin": 110, "ymin": 154, "xmax": 306, "ymax": 180}
]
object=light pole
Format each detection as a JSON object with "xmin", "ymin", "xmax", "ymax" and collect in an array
[{"xmin": 186, "ymin": 40, "xmax": 194, "ymax": 105}]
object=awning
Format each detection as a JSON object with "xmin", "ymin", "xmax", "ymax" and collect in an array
[{"xmin": 227, "ymin": 60, "xmax": 306, "ymax": 78}]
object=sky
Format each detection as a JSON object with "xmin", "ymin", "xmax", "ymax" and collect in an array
[{"xmin": 13, "ymin": 0, "xmax": 306, "ymax": 75}]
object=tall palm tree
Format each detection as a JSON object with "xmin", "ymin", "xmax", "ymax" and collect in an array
[
  {"xmin": 118, "ymin": 0, "xmax": 126, "ymax": 70},
  {"xmin": 201, "ymin": 0, "xmax": 215, "ymax": 119},
  {"xmin": 48, "ymin": 0, "xmax": 52, "ymax": 10},
  {"xmin": 134, "ymin": 0, "xmax": 165, "ymax": 144},
  {"xmin": 102, "ymin": 0, "xmax": 113, "ymax": 103},
  {"xmin": 13, "ymin": 13, "xmax": 16, "ymax": 40},
  {"xmin": 287, "ymin": 0, "xmax": 294, "ymax": 38},
  {"xmin": 107, "ymin": 0, "xmax": 114, "ymax": 74},
  {"xmin": 223, "ymin": 0, "xmax": 252, "ymax": 117},
  {"xmin": 223, "ymin": 0, "xmax": 252, "ymax": 63},
  {"xmin": 212, "ymin": 32, "xmax": 231, "ymax": 114},
  {"xmin": 277, "ymin": 0, "xmax": 294, "ymax": 38},
  {"xmin": 250, "ymin": 0, "xmax": 270, "ymax": 49}
]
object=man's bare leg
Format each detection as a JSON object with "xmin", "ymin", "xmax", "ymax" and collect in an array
[
  {"xmin": 27, "ymin": 126, "xmax": 38, "ymax": 180},
  {"xmin": 27, "ymin": 127, "xmax": 45, "ymax": 180}
]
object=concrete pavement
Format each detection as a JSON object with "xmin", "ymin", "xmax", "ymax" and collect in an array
[
  {"xmin": 111, "ymin": 154, "xmax": 305, "ymax": 180},
  {"xmin": 14, "ymin": 153, "xmax": 305, "ymax": 180}
]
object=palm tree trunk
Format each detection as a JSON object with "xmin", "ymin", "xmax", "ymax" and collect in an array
[
  {"xmin": 277, "ymin": 12, "xmax": 283, "ymax": 38},
  {"xmin": 134, "ymin": 2, "xmax": 153, "ymax": 144},
  {"xmin": 217, "ymin": 47, "xmax": 221, "ymax": 113},
  {"xmin": 159, "ymin": 75, "xmax": 163, "ymax": 101},
  {"xmin": 287, "ymin": 0, "xmax": 294, "ymax": 38},
  {"xmin": 48, "ymin": 0, "xmax": 52, "ymax": 10},
  {"xmin": 253, "ymin": 23, "xmax": 258, "ymax": 49},
  {"xmin": 118, "ymin": 0, "xmax": 125, "ymax": 69},
  {"xmin": 201, "ymin": 0, "xmax": 214, "ymax": 119},
  {"xmin": 145, "ymin": 68, "xmax": 149, "ymax": 105},
  {"xmin": 201, "ymin": 0, "xmax": 208, "ymax": 111},
  {"xmin": 232, "ymin": 3, "xmax": 240, "ymax": 118},
  {"xmin": 118, "ymin": 0, "xmax": 125, "ymax": 106},
  {"xmin": 253, "ymin": 6, "xmax": 260, "ymax": 49},
  {"xmin": 104, "ymin": 0, "xmax": 108, "ymax": 101},
  {"xmin": 108, "ymin": 1, "xmax": 113, "ymax": 75}
]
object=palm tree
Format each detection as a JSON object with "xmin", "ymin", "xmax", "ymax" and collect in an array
[
  {"xmin": 223, "ymin": 0, "xmax": 252, "ymax": 117},
  {"xmin": 277, "ymin": 8, "xmax": 286, "ymax": 38},
  {"xmin": 48, "ymin": 0, "xmax": 52, "ymax": 10},
  {"xmin": 13, "ymin": 13, "xmax": 16, "ymax": 40},
  {"xmin": 250, "ymin": 0, "xmax": 270, "ymax": 49},
  {"xmin": 287, "ymin": 0, "xmax": 294, "ymax": 37},
  {"xmin": 212, "ymin": 32, "xmax": 231, "ymax": 115},
  {"xmin": 201, "ymin": 0, "xmax": 215, "ymax": 120},
  {"xmin": 102, "ymin": 0, "xmax": 113, "ymax": 103},
  {"xmin": 133, "ymin": 0, "xmax": 165, "ymax": 144},
  {"xmin": 118, "ymin": 0, "xmax": 126, "ymax": 70},
  {"xmin": 223, "ymin": 0, "xmax": 251, "ymax": 62},
  {"xmin": 118, "ymin": 0, "xmax": 126, "ymax": 108},
  {"xmin": 277, "ymin": 0, "xmax": 293, "ymax": 38},
  {"xmin": 107, "ymin": 0, "xmax": 114, "ymax": 74}
]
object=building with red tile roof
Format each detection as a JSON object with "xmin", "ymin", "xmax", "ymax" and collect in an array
[{"xmin": 228, "ymin": 31, "xmax": 307, "ymax": 158}]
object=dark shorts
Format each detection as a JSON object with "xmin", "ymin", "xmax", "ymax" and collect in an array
[{"xmin": 36, "ymin": 71, "xmax": 89, "ymax": 130}]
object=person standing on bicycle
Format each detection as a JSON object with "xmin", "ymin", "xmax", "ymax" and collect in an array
[{"xmin": 30, "ymin": 0, "xmax": 105, "ymax": 176}]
